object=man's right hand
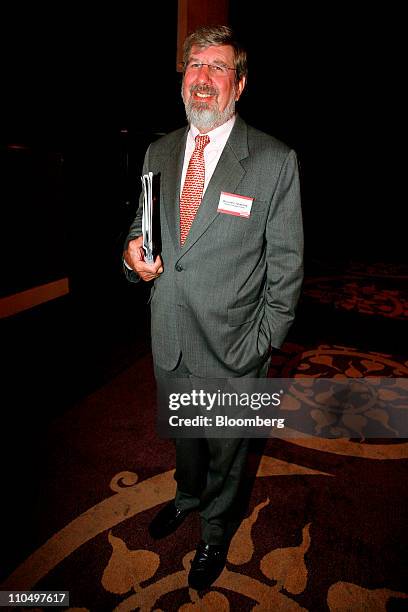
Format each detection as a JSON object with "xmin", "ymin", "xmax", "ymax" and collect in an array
[{"xmin": 124, "ymin": 236, "xmax": 164, "ymax": 282}]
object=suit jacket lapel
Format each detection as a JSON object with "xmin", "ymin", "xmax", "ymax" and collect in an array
[
  {"xmin": 181, "ymin": 116, "xmax": 249, "ymax": 254},
  {"xmin": 161, "ymin": 128, "xmax": 188, "ymax": 252}
]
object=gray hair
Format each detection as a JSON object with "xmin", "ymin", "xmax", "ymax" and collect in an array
[{"xmin": 182, "ymin": 25, "xmax": 248, "ymax": 83}]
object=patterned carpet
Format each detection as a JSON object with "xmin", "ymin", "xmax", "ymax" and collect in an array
[
  {"xmin": 1, "ymin": 348, "xmax": 407, "ymax": 611},
  {"xmin": 1, "ymin": 262, "xmax": 408, "ymax": 611},
  {"xmin": 302, "ymin": 260, "xmax": 408, "ymax": 321}
]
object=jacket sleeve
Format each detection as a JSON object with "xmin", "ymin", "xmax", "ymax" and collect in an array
[{"xmin": 262, "ymin": 149, "xmax": 304, "ymax": 348}]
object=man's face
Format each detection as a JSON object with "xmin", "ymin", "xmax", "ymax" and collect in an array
[{"xmin": 182, "ymin": 44, "xmax": 246, "ymax": 132}]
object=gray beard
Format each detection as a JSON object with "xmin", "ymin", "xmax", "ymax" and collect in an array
[{"xmin": 183, "ymin": 92, "xmax": 236, "ymax": 132}]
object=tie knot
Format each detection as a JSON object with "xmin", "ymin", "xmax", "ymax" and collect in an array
[{"xmin": 195, "ymin": 134, "xmax": 210, "ymax": 152}]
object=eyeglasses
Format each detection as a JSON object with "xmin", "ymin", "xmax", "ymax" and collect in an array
[{"xmin": 184, "ymin": 61, "xmax": 236, "ymax": 77}]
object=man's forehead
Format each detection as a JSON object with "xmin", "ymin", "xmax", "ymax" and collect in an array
[{"xmin": 189, "ymin": 44, "xmax": 234, "ymax": 63}]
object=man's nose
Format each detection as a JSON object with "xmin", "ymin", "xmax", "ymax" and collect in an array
[{"xmin": 196, "ymin": 64, "xmax": 212, "ymax": 81}]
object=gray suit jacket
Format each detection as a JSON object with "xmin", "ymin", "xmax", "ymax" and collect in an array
[{"xmin": 125, "ymin": 115, "xmax": 303, "ymax": 377}]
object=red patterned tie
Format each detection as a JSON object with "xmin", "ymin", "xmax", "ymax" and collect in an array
[{"xmin": 180, "ymin": 134, "xmax": 210, "ymax": 245}]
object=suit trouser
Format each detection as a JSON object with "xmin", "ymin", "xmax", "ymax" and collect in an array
[{"xmin": 154, "ymin": 356, "xmax": 270, "ymax": 545}]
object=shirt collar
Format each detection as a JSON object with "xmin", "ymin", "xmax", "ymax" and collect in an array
[{"xmin": 189, "ymin": 114, "xmax": 236, "ymax": 147}]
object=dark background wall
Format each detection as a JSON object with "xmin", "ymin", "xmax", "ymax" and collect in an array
[
  {"xmin": 2, "ymin": 1, "xmax": 404, "ymax": 302},
  {"xmin": 1, "ymin": 2, "xmax": 405, "ymax": 512}
]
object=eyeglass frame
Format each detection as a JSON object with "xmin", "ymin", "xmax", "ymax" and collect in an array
[{"xmin": 182, "ymin": 61, "xmax": 237, "ymax": 77}]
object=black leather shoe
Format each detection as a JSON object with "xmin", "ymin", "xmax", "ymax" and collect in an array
[
  {"xmin": 188, "ymin": 540, "xmax": 228, "ymax": 590},
  {"xmin": 148, "ymin": 501, "xmax": 190, "ymax": 539}
]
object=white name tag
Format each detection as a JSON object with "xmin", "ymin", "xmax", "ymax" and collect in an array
[{"xmin": 217, "ymin": 191, "xmax": 254, "ymax": 218}]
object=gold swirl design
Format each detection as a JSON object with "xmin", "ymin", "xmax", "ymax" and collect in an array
[{"xmin": 110, "ymin": 471, "xmax": 139, "ymax": 492}]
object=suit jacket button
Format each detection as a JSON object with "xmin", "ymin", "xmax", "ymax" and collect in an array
[{"xmin": 175, "ymin": 263, "xmax": 183, "ymax": 272}]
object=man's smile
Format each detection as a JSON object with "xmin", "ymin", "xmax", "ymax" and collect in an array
[{"xmin": 190, "ymin": 85, "xmax": 218, "ymax": 104}]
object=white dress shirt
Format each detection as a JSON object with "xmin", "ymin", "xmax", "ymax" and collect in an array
[{"xmin": 181, "ymin": 115, "xmax": 236, "ymax": 196}]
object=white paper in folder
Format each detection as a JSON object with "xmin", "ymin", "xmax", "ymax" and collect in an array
[{"xmin": 141, "ymin": 172, "xmax": 154, "ymax": 263}]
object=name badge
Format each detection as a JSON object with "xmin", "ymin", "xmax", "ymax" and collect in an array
[{"xmin": 217, "ymin": 191, "xmax": 254, "ymax": 218}]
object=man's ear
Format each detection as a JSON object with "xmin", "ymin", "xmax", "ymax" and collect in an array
[{"xmin": 235, "ymin": 76, "xmax": 246, "ymax": 101}]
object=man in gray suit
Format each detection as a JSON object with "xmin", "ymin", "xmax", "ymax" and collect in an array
[{"xmin": 124, "ymin": 25, "xmax": 303, "ymax": 590}]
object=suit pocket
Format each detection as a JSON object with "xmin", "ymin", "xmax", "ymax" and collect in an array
[
  {"xmin": 228, "ymin": 298, "xmax": 264, "ymax": 327},
  {"xmin": 250, "ymin": 199, "xmax": 267, "ymax": 215}
]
